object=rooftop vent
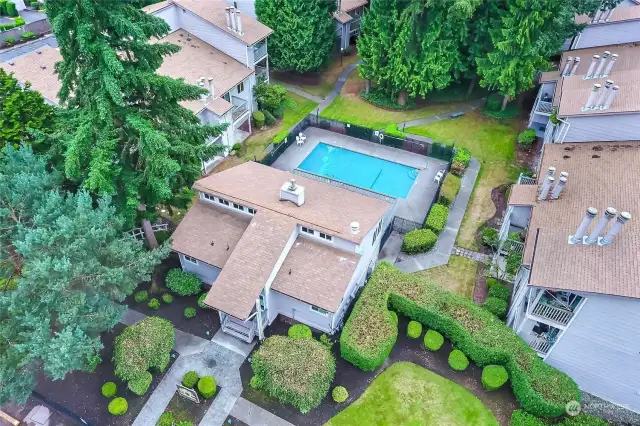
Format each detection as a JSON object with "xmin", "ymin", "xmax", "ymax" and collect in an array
[
  {"xmin": 569, "ymin": 207, "xmax": 598, "ymax": 244},
  {"xmin": 585, "ymin": 55, "xmax": 599, "ymax": 79},
  {"xmin": 280, "ymin": 178, "xmax": 305, "ymax": 206},
  {"xmin": 600, "ymin": 211, "xmax": 631, "ymax": 245},
  {"xmin": 561, "ymin": 56, "xmax": 574, "ymax": 77},
  {"xmin": 550, "ymin": 172, "xmax": 568, "ymax": 199},
  {"xmin": 583, "ymin": 83, "xmax": 601, "ymax": 110},
  {"xmin": 595, "ymin": 79, "xmax": 614, "ymax": 108},
  {"xmin": 585, "ymin": 207, "xmax": 617, "ymax": 245},
  {"xmin": 350, "ymin": 222, "xmax": 360, "ymax": 235},
  {"xmin": 602, "ymin": 53, "xmax": 618, "ymax": 77}
]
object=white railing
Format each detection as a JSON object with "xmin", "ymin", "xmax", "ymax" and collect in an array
[
  {"xmin": 517, "ymin": 173, "xmax": 537, "ymax": 185},
  {"xmin": 532, "ymin": 302, "xmax": 574, "ymax": 326},
  {"xmin": 503, "ymin": 238, "xmax": 524, "ymax": 254},
  {"xmin": 528, "ymin": 338, "xmax": 551, "ymax": 355},
  {"xmin": 231, "ymin": 97, "xmax": 248, "ymax": 121},
  {"xmin": 543, "ymin": 122, "xmax": 556, "ymax": 144},
  {"xmin": 128, "ymin": 223, "xmax": 168, "ymax": 239},
  {"xmin": 498, "ymin": 206, "xmax": 513, "ymax": 243},
  {"xmin": 253, "ymin": 41, "xmax": 267, "ymax": 63},
  {"xmin": 256, "ymin": 65, "xmax": 268, "ymax": 81},
  {"xmin": 535, "ymin": 101, "xmax": 554, "ymax": 115}
]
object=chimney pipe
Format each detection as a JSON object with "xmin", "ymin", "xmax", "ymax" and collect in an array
[
  {"xmin": 595, "ymin": 51, "xmax": 610, "ymax": 76},
  {"xmin": 591, "ymin": 9, "xmax": 601, "ymax": 23},
  {"xmin": 596, "ymin": 80, "xmax": 614, "ymax": 108},
  {"xmin": 350, "ymin": 221, "xmax": 360, "ymax": 235},
  {"xmin": 603, "ymin": 53, "xmax": 618, "ymax": 76},
  {"xmin": 600, "ymin": 212, "xmax": 631, "ymax": 245},
  {"xmin": 539, "ymin": 176, "xmax": 554, "ymax": 201},
  {"xmin": 604, "ymin": 8, "xmax": 615, "ymax": 21},
  {"xmin": 561, "ymin": 56, "xmax": 574, "ymax": 77},
  {"xmin": 208, "ymin": 77, "xmax": 215, "ymax": 99},
  {"xmin": 229, "ymin": 6, "xmax": 237, "ymax": 31},
  {"xmin": 547, "ymin": 166, "xmax": 556, "ymax": 178},
  {"xmin": 550, "ymin": 175, "xmax": 567, "ymax": 199},
  {"xmin": 235, "ymin": 10, "xmax": 243, "ymax": 34},
  {"xmin": 569, "ymin": 207, "xmax": 598, "ymax": 244},
  {"xmin": 584, "ymin": 83, "xmax": 601, "ymax": 110},
  {"xmin": 569, "ymin": 57, "xmax": 581, "ymax": 76},
  {"xmin": 585, "ymin": 207, "xmax": 617, "ymax": 244},
  {"xmin": 225, "ymin": 7, "xmax": 232, "ymax": 28},
  {"xmin": 585, "ymin": 55, "xmax": 599, "ymax": 79},
  {"xmin": 603, "ymin": 85, "xmax": 619, "ymax": 109},
  {"xmin": 199, "ymin": 81, "xmax": 208, "ymax": 105}
]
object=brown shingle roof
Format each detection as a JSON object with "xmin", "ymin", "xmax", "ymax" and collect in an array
[
  {"xmin": 334, "ymin": 11, "xmax": 353, "ymax": 24},
  {"xmin": 192, "ymin": 162, "xmax": 392, "ymax": 244},
  {"xmin": 0, "ymin": 46, "xmax": 61, "ymax": 104},
  {"xmin": 171, "ymin": 201, "xmax": 250, "ymax": 268},
  {"xmin": 142, "ymin": 0, "xmax": 171, "ymax": 13},
  {"xmin": 508, "ymin": 185, "xmax": 538, "ymax": 206},
  {"xmin": 170, "ymin": 0, "xmax": 273, "ymax": 45},
  {"xmin": 524, "ymin": 142, "xmax": 640, "ymax": 299},
  {"xmin": 340, "ymin": 0, "xmax": 367, "ymax": 12},
  {"xmin": 203, "ymin": 210, "xmax": 297, "ymax": 319},
  {"xmin": 576, "ymin": 6, "xmax": 640, "ymax": 25},
  {"xmin": 271, "ymin": 237, "xmax": 360, "ymax": 312}
]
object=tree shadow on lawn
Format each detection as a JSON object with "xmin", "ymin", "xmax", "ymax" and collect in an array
[
  {"xmin": 239, "ymin": 314, "xmax": 519, "ymax": 426},
  {"xmin": 125, "ymin": 253, "xmax": 221, "ymax": 340},
  {"xmin": 36, "ymin": 323, "xmax": 178, "ymax": 426}
]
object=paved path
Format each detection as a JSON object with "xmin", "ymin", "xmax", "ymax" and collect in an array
[
  {"xmin": 277, "ymin": 82, "xmax": 324, "ymax": 104},
  {"xmin": 396, "ymin": 98, "xmax": 486, "ymax": 130},
  {"xmin": 452, "ymin": 246, "xmax": 490, "ymax": 263},
  {"xmin": 317, "ymin": 61, "xmax": 361, "ymax": 113},
  {"xmin": 231, "ymin": 397, "xmax": 295, "ymax": 426},
  {"xmin": 395, "ymin": 157, "xmax": 480, "ymax": 273}
]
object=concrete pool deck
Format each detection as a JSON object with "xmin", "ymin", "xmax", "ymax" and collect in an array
[{"xmin": 272, "ymin": 127, "xmax": 448, "ymax": 224}]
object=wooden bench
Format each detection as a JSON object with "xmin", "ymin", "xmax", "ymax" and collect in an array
[
  {"xmin": 449, "ymin": 112, "xmax": 464, "ymax": 119},
  {"xmin": 0, "ymin": 410, "xmax": 20, "ymax": 426}
]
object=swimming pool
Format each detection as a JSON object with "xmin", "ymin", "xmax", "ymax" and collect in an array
[{"xmin": 298, "ymin": 143, "xmax": 419, "ymax": 198}]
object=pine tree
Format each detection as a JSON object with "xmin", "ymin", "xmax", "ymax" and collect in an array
[
  {"xmin": 46, "ymin": 0, "xmax": 226, "ymax": 225},
  {"xmin": 256, "ymin": 0, "xmax": 336, "ymax": 73},
  {"xmin": 0, "ymin": 145, "xmax": 170, "ymax": 405}
]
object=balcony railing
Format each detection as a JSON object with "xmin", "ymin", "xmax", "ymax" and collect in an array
[
  {"xmin": 253, "ymin": 41, "xmax": 267, "ymax": 63},
  {"xmin": 256, "ymin": 65, "xmax": 268, "ymax": 82},
  {"xmin": 528, "ymin": 337, "xmax": 551, "ymax": 355},
  {"xmin": 350, "ymin": 18, "xmax": 361, "ymax": 32},
  {"xmin": 532, "ymin": 302, "xmax": 574, "ymax": 326},
  {"xmin": 534, "ymin": 100, "xmax": 554, "ymax": 115},
  {"xmin": 503, "ymin": 238, "xmax": 524, "ymax": 254},
  {"xmin": 517, "ymin": 173, "xmax": 537, "ymax": 185},
  {"xmin": 231, "ymin": 97, "xmax": 248, "ymax": 121}
]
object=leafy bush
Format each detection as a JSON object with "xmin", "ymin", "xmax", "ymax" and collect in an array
[
  {"xmin": 21, "ymin": 31, "xmax": 35, "ymax": 39},
  {"xmin": 384, "ymin": 124, "xmax": 406, "ymax": 140},
  {"xmin": 0, "ymin": 0, "xmax": 6, "ymax": 16},
  {"xmin": 251, "ymin": 335, "xmax": 335, "ymax": 413},
  {"xmin": 339, "ymin": 263, "xmax": 580, "ymax": 417},
  {"xmin": 482, "ymin": 104, "xmax": 519, "ymax": 119},
  {"xmin": 161, "ymin": 293, "xmax": 173, "ymax": 304},
  {"xmin": 250, "ymin": 375, "xmax": 263, "ymax": 389},
  {"xmin": 128, "ymin": 371, "xmax": 152, "ymax": 395},
  {"xmin": 197, "ymin": 293, "xmax": 210, "ymax": 309},
  {"xmin": 423, "ymin": 330, "xmax": 444, "ymax": 351},
  {"xmin": 175, "ymin": 422, "xmax": 193, "ymax": 426},
  {"xmin": 451, "ymin": 148, "xmax": 471, "ymax": 176},
  {"xmin": 332, "ymin": 386, "xmax": 348, "ymax": 403},
  {"xmin": 155, "ymin": 230, "xmax": 171, "ymax": 244},
  {"xmin": 481, "ymin": 227, "xmax": 499, "ymax": 249},
  {"xmin": 319, "ymin": 333, "xmax": 333, "ymax": 349},
  {"xmin": 508, "ymin": 231, "xmax": 524, "ymax": 242},
  {"xmin": 114, "ymin": 317, "xmax": 174, "ymax": 385},
  {"xmin": 101, "ymin": 382, "xmax": 117, "ymax": 398},
  {"xmin": 425, "ymin": 204, "xmax": 449, "ymax": 235},
  {"xmin": 448, "ymin": 349, "xmax": 469, "ymax": 371},
  {"xmin": 518, "ymin": 129, "xmax": 536, "ymax": 145},
  {"xmin": 560, "ymin": 414, "xmax": 608, "ymax": 426},
  {"xmin": 182, "ymin": 371, "xmax": 199, "ymax": 388},
  {"xmin": 488, "ymin": 283, "xmax": 510, "ymax": 302},
  {"xmin": 253, "ymin": 110, "xmax": 265, "ymax": 127},
  {"xmin": 134, "ymin": 290, "xmax": 148, "ymax": 303},
  {"xmin": 184, "ymin": 307, "xmax": 196, "ymax": 318},
  {"xmin": 506, "ymin": 251, "xmax": 523, "ymax": 276},
  {"xmin": 483, "ymin": 297, "xmax": 508, "ymax": 319},
  {"xmin": 3, "ymin": 36, "xmax": 15, "ymax": 45},
  {"xmin": 263, "ymin": 109, "xmax": 276, "ymax": 126},
  {"xmin": 14, "ymin": 17, "xmax": 24, "ymax": 25},
  {"xmin": 360, "ymin": 87, "xmax": 415, "ymax": 110},
  {"xmin": 6, "ymin": 2, "xmax": 17, "ymax": 17},
  {"xmin": 108, "ymin": 397, "xmax": 128, "ymax": 416},
  {"xmin": 402, "ymin": 229, "xmax": 437, "ymax": 254},
  {"xmin": 485, "ymin": 93, "xmax": 504, "ymax": 112},
  {"xmin": 482, "ymin": 365, "xmax": 509, "ymax": 391},
  {"xmin": 197, "ymin": 376, "xmax": 216, "ymax": 398},
  {"xmin": 157, "ymin": 412, "xmax": 174, "ymax": 426},
  {"xmin": 389, "ymin": 311, "xmax": 398, "ymax": 325},
  {"xmin": 438, "ymin": 173, "xmax": 461, "ymax": 206},
  {"xmin": 510, "ymin": 410, "xmax": 608, "ymax": 426},
  {"xmin": 148, "ymin": 298, "xmax": 160, "ymax": 310},
  {"xmin": 288, "ymin": 324, "xmax": 312, "ymax": 339},
  {"xmin": 510, "ymin": 410, "xmax": 545, "ymax": 426},
  {"xmin": 166, "ymin": 269, "xmax": 201, "ymax": 296},
  {"xmin": 406, "ymin": 321, "xmax": 422, "ymax": 339},
  {"xmin": 231, "ymin": 142, "xmax": 243, "ymax": 152},
  {"xmin": 254, "ymin": 80, "xmax": 288, "ymax": 113}
]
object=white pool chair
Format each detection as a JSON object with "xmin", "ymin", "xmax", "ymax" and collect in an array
[
  {"xmin": 434, "ymin": 170, "xmax": 445, "ymax": 184},
  {"xmin": 296, "ymin": 136, "xmax": 304, "ymax": 146}
]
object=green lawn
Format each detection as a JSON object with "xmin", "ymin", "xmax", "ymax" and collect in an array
[
  {"xmin": 326, "ymin": 362, "xmax": 498, "ymax": 426},
  {"xmin": 414, "ymin": 255, "xmax": 478, "ymax": 299},
  {"xmin": 406, "ymin": 111, "xmax": 521, "ymax": 250},
  {"xmin": 242, "ymin": 91, "xmax": 318, "ymax": 160}
]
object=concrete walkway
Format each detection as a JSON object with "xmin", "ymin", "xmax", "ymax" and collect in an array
[
  {"xmin": 317, "ymin": 61, "xmax": 361, "ymax": 112},
  {"xmin": 277, "ymin": 82, "xmax": 324, "ymax": 104},
  {"xmin": 395, "ymin": 157, "xmax": 480, "ymax": 273},
  {"xmin": 231, "ymin": 397, "xmax": 295, "ymax": 426},
  {"xmin": 452, "ymin": 246, "xmax": 490, "ymax": 263},
  {"xmin": 396, "ymin": 98, "xmax": 486, "ymax": 130}
]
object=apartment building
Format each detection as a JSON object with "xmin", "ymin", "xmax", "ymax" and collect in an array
[
  {"xmin": 571, "ymin": 2, "xmax": 640, "ymax": 49},
  {"xmin": 170, "ymin": 162, "xmax": 394, "ymax": 343},
  {"xmin": 498, "ymin": 143, "xmax": 640, "ymax": 414},
  {"xmin": 335, "ymin": 0, "xmax": 367, "ymax": 51}
]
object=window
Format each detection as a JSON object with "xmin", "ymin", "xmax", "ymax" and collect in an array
[
  {"xmin": 203, "ymin": 193, "xmax": 215, "ymax": 201},
  {"xmin": 311, "ymin": 305, "xmax": 329, "ymax": 316},
  {"xmin": 319, "ymin": 232, "xmax": 332, "ymax": 242},
  {"xmin": 218, "ymin": 197, "xmax": 229, "ymax": 206},
  {"xmin": 232, "ymin": 203, "xmax": 244, "ymax": 211},
  {"xmin": 372, "ymin": 221, "xmax": 383, "ymax": 245},
  {"xmin": 183, "ymin": 255, "xmax": 199, "ymax": 265},
  {"xmin": 301, "ymin": 226, "xmax": 314, "ymax": 235},
  {"xmin": 223, "ymin": 92, "xmax": 231, "ymax": 102},
  {"xmin": 237, "ymin": 82, "xmax": 244, "ymax": 93},
  {"xmin": 247, "ymin": 207, "xmax": 256, "ymax": 215}
]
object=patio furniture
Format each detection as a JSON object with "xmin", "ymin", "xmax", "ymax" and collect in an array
[
  {"xmin": 296, "ymin": 136, "xmax": 304, "ymax": 146},
  {"xmin": 298, "ymin": 132, "xmax": 307, "ymax": 142},
  {"xmin": 434, "ymin": 170, "xmax": 445, "ymax": 183}
]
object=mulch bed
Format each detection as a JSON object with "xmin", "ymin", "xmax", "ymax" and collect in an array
[
  {"xmin": 36, "ymin": 323, "xmax": 178, "ymax": 426},
  {"xmin": 472, "ymin": 262, "xmax": 489, "ymax": 305},
  {"xmin": 240, "ymin": 315, "xmax": 519, "ymax": 426},
  {"xmin": 161, "ymin": 387, "xmax": 218, "ymax": 425},
  {"xmin": 125, "ymin": 254, "xmax": 221, "ymax": 339},
  {"xmin": 2, "ymin": 394, "xmax": 81, "ymax": 426}
]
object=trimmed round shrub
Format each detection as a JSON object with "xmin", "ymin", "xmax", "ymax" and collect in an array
[
  {"xmin": 184, "ymin": 307, "xmax": 196, "ymax": 318},
  {"xmin": 197, "ymin": 376, "xmax": 216, "ymax": 398},
  {"xmin": 481, "ymin": 365, "xmax": 509, "ymax": 391},
  {"xmin": 148, "ymin": 298, "xmax": 160, "ymax": 310},
  {"xmin": 134, "ymin": 290, "xmax": 148, "ymax": 303},
  {"xmin": 197, "ymin": 293, "xmax": 210, "ymax": 309},
  {"xmin": 518, "ymin": 129, "xmax": 537, "ymax": 145},
  {"xmin": 423, "ymin": 330, "xmax": 444, "ymax": 351},
  {"xmin": 6, "ymin": 1, "xmax": 17, "ymax": 17},
  {"xmin": 402, "ymin": 229, "xmax": 437, "ymax": 254},
  {"xmin": 425, "ymin": 204, "xmax": 449, "ymax": 235},
  {"xmin": 161, "ymin": 293, "xmax": 174, "ymax": 304},
  {"xmin": 406, "ymin": 320, "xmax": 422, "ymax": 339},
  {"xmin": 249, "ymin": 375, "xmax": 263, "ymax": 389},
  {"xmin": 182, "ymin": 370, "xmax": 199, "ymax": 388},
  {"xmin": 128, "ymin": 371, "xmax": 152, "ymax": 395},
  {"xmin": 288, "ymin": 324, "xmax": 312, "ymax": 339},
  {"xmin": 483, "ymin": 297, "xmax": 508, "ymax": 319},
  {"xmin": 157, "ymin": 412, "xmax": 174, "ymax": 426},
  {"xmin": 101, "ymin": 382, "xmax": 117, "ymax": 398},
  {"xmin": 263, "ymin": 109, "xmax": 276, "ymax": 126},
  {"xmin": 232, "ymin": 142, "xmax": 243, "ymax": 152},
  {"xmin": 108, "ymin": 397, "xmax": 128, "ymax": 416},
  {"xmin": 488, "ymin": 283, "xmax": 510, "ymax": 302},
  {"xmin": 448, "ymin": 349, "xmax": 469, "ymax": 371},
  {"xmin": 332, "ymin": 386, "xmax": 348, "ymax": 403},
  {"xmin": 166, "ymin": 269, "xmax": 202, "ymax": 296},
  {"xmin": 253, "ymin": 110, "xmax": 265, "ymax": 127}
]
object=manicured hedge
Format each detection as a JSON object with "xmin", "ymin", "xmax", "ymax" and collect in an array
[
  {"xmin": 288, "ymin": 324, "xmax": 312, "ymax": 339},
  {"xmin": 510, "ymin": 410, "xmax": 607, "ymax": 426},
  {"xmin": 438, "ymin": 173, "xmax": 461, "ymax": 206},
  {"xmin": 488, "ymin": 282, "xmax": 510, "ymax": 302},
  {"xmin": 148, "ymin": 298, "xmax": 160, "ymax": 310},
  {"xmin": 406, "ymin": 320, "xmax": 422, "ymax": 338},
  {"xmin": 402, "ymin": 229, "xmax": 437, "ymax": 254},
  {"xmin": 251, "ymin": 335, "xmax": 335, "ymax": 413},
  {"xmin": 483, "ymin": 297, "xmax": 508, "ymax": 319},
  {"xmin": 481, "ymin": 365, "xmax": 509, "ymax": 391},
  {"xmin": 128, "ymin": 371, "xmax": 152, "ymax": 395},
  {"xmin": 108, "ymin": 397, "xmax": 128, "ymax": 416},
  {"xmin": 448, "ymin": 349, "xmax": 469, "ymax": 371},
  {"xmin": 197, "ymin": 376, "xmax": 216, "ymax": 398},
  {"xmin": 166, "ymin": 269, "xmax": 202, "ymax": 296},
  {"xmin": 184, "ymin": 307, "xmax": 196, "ymax": 318},
  {"xmin": 425, "ymin": 204, "xmax": 449, "ymax": 235},
  {"xmin": 134, "ymin": 290, "xmax": 148, "ymax": 303},
  {"xmin": 339, "ymin": 262, "xmax": 580, "ymax": 417},
  {"xmin": 182, "ymin": 371, "xmax": 199, "ymax": 388},
  {"xmin": 384, "ymin": 123, "xmax": 407, "ymax": 140},
  {"xmin": 162, "ymin": 293, "xmax": 174, "ymax": 304},
  {"xmin": 5, "ymin": 1, "xmax": 17, "ymax": 17},
  {"xmin": 101, "ymin": 382, "xmax": 117, "ymax": 398},
  {"xmin": 332, "ymin": 386, "xmax": 348, "ymax": 403},
  {"xmin": 423, "ymin": 330, "xmax": 444, "ymax": 351}
]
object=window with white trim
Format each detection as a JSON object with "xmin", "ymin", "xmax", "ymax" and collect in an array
[
  {"xmin": 319, "ymin": 232, "xmax": 332, "ymax": 242},
  {"xmin": 247, "ymin": 207, "xmax": 256, "ymax": 215},
  {"xmin": 372, "ymin": 221, "xmax": 383, "ymax": 245},
  {"xmin": 183, "ymin": 255, "xmax": 199, "ymax": 265},
  {"xmin": 310, "ymin": 305, "xmax": 329, "ymax": 316},
  {"xmin": 301, "ymin": 226, "xmax": 314, "ymax": 235},
  {"xmin": 218, "ymin": 197, "xmax": 230, "ymax": 206},
  {"xmin": 203, "ymin": 193, "xmax": 215, "ymax": 201},
  {"xmin": 237, "ymin": 82, "xmax": 244, "ymax": 93},
  {"xmin": 232, "ymin": 203, "xmax": 244, "ymax": 211}
]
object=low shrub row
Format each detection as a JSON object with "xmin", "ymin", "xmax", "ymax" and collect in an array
[
  {"xmin": 0, "ymin": 17, "xmax": 25, "ymax": 32},
  {"xmin": 384, "ymin": 123, "xmax": 407, "ymax": 140},
  {"xmin": 401, "ymin": 228, "xmax": 437, "ymax": 254},
  {"xmin": 360, "ymin": 87, "xmax": 416, "ymax": 110},
  {"xmin": 0, "ymin": 1, "xmax": 19, "ymax": 17},
  {"xmin": 451, "ymin": 147, "xmax": 471, "ymax": 176},
  {"xmin": 438, "ymin": 173, "xmax": 461, "ymax": 206},
  {"xmin": 488, "ymin": 280, "xmax": 510, "ymax": 302},
  {"xmin": 181, "ymin": 371, "xmax": 216, "ymax": 398},
  {"xmin": 510, "ymin": 410, "xmax": 607, "ymax": 426},
  {"xmin": 339, "ymin": 262, "xmax": 580, "ymax": 417},
  {"xmin": 424, "ymin": 203, "xmax": 449, "ymax": 234},
  {"xmin": 483, "ymin": 296, "xmax": 508, "ymax": 319}
]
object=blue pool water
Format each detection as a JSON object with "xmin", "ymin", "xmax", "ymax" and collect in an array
[{"xmin": 298, "ymin": 143, "xmax": 419, "ymax": 198}]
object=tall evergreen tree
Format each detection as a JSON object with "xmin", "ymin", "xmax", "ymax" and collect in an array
[
  {"xmin": 0, "ymin": 145, "xmax": 169, "ymax": 404},
  {"xmin": 256, "ymin": 0, "xmax": 336, "ymax": 73},
  {"xmin": 45, "ymin": 0, "xmax": 225, "ymax": 225}
]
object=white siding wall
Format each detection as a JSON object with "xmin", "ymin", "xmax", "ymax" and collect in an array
[
  {"xmin": 562, "ymin": 114, "xmax": 640, "ymax": 142},
  {"xmin": 545, "ymin": 293, "xmax": 640, "ymax": 413},
  {"xmin": 573, "ymin": 21, "xmax": 640, "ymax": 49},
  {"xmin": 269, "ymin": 291, "xmax": 334, "ymax": 332},
  {"xmin": 151, "ymin": 4, "xmax": 180, "ymax": 29},
  {"xmin": 178, "ymin": 253, "xmax": 222, "ymax": 284}
]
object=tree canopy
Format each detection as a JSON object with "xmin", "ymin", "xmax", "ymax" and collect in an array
[{"xmin": 256, "ymin": 0, "xmax": 336, "ymax": 73}]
